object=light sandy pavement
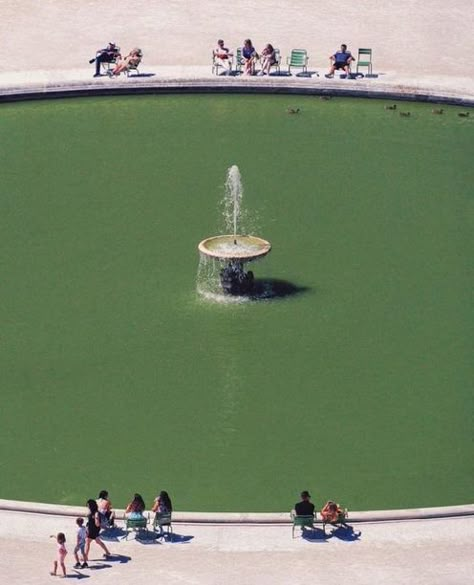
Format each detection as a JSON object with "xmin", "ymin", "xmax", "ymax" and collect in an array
[
  {"xmin": 0, "ymin": 1, "xmax": 473, "ymax": 584},
  {"xmin": 0, "ymin": 0, "xmax": 473, "ymax": 98},
  {"xmin": 0, "ymin": 510, "xmax": 473, "ymax": 585}
]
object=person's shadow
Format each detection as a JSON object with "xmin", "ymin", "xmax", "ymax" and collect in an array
[
  {"xmin": 301, "ymin": 527, "xmax": 332, "ymax": 542},
  {"xmin": 330, "ymin": 525, "xmax": 362, "ymax": 541}
]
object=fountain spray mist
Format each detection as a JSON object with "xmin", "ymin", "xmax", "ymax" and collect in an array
[{"xmin": 224, "ymin": 165, "xmax": 242, "ymax": 237}]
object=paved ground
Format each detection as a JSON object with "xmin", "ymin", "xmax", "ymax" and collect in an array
[
  {"xmin": 1, "ymin": 509, "xmax": 473, "ymax": 585},
  {"xmin": 0, "ymin": 1, "xmax": 472, "ymax": 583}
]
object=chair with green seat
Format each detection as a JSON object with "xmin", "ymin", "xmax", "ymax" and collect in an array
[
  {"xmin": 124, "ymin": 513, "xmax": 149, "ymax": 540},
  {"xmin": 291, "ymin": 512, "xmax": 315, "ymax": 537},
  {"xmin": 287, "ymin": 49, "xmax": 308, "ymax": 75},
  {"xmin": 234, "ymin": 47, "xmax": 244, "ymax": 75},
  {"xmin": 153, "ymin": 511, "xmax": 173, "ymax": 539},
  {"xmin": 356, "ymin": 48, "xmax": 373, "ymax": 75}
]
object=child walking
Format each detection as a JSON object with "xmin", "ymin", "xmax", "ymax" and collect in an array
[
  {"xmin": 50, "ymin": 532, "xmax": 67, "ymax": 577},
  {"xmin": 73, "ymin": 518, "xmax": 87, "ymax": 569}
]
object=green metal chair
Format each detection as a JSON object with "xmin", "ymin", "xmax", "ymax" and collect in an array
[
  {"xmin": 291, "ymin": 512, "xmax": 315, "ymax": 537},
  {"xmin": 153, "ymin": 512, "xmax": 173, "ymax": 538},
  {"xmin": 287, "ymin": 49, "xmax": 308, "ymax": 75},
  {"xmin": 234, "ymin": 47, "xmax": 244, "ymax": 74},
  {"xmin": 356, "ymin": 48, "xmax": 373, "ymax": 75},
  {"xmin": 124, "ymin": 514, "xmax": 149, "ymax": 540},
  {"xmin": 321, "ymin": 505, "xmax": 349, "ymax": 533}
]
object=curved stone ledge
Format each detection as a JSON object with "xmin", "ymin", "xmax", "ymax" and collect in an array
[
  {"xmin": 0, "ymin": 75, "xmax": 473, "ymax": 106},
  {"xmin": 0, "ymin": 499, "xmax": 472, "ymax": 524}
]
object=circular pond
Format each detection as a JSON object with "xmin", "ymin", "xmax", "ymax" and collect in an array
[{"xmin": 0, "ymin": 95, "xmax": 472, "ymax": 511}]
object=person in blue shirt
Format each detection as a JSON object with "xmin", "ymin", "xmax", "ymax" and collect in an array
[{"xmin": 325, "ymin": 44, "xmax": 355, "ymax": 78}]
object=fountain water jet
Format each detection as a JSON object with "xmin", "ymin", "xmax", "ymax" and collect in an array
[{"xmin": 198, "ymin": 165, "xmax": 271, "ymax": 297}]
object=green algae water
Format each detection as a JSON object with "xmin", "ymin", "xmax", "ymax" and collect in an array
[{"xmin": 0, "ymin": 95, "xmax": 472, "ymax": 511}]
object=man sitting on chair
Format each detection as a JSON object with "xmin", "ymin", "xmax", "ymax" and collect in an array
[
  {"xmin": 89, "ymin": 42, "xmax": 121, "ymax": 77},
  {"xmin": 294, "ymin": 490, "xmax": 315, "ymax": 517},
  {"xmin": 213, "ymin": 39, "xmax": 233, "ymax": 74},
  {"xmin": 325, "ymin": 43, "xmax": 355, "ymax": 78}
]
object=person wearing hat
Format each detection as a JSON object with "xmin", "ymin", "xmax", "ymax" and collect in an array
[
  {"xmin": 89, "ymin": 42, "xmax": 121, "ymax": 77},
  {"xmin": 294, "ymin": 490, "xmax": 315, "ymax": 517}
]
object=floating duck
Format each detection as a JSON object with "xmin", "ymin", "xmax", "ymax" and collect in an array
[
  {"xmin": 319, "ymin": 95, "xmax": 332, "ymax": 101},
  {"xmin": 399, "ymin": 111, "xmax": 411, "ymax": 117},
  {"xmin": 287, "ymin": 107, "xmax": 300, "ymax": 114},
  {"xmin": 432, "ymin": 108, "xmax": 444, "ymax": 114},
  {"xmin": 384, "ymin": 104, "xmax": 397, "ymax": 110},
  {"xmin": 458, "ymin": 111, "xmax": 470, "ymax": 117}
]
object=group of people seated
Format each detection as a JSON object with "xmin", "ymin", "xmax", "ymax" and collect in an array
[
  {"xmin": 90, "ymin": 489, "xmax": 172, "ymax": 529},
  {"xmin": 89, "ymin": 42, "xmax": 142, "ymax": 77},
  {"xmin": 293, "ymin": 490, "xmax": 348, "ymax": 529},
  {"xmin": 213, "ymin": 39, "xmax": 278, "ymax": 76},
  {"xmin": 213, "ymin": 40, "xmax": 356, "ymax": 77}
]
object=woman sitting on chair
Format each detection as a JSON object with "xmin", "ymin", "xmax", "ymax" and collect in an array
[
  {"xmin": 242, "ymin": 39, "xmax": 258, "ymax": 75},
  {"xmin": 259, "ymin": 44, "xmax": 276, "ymax": 76},
  {"xmin": 320, "ymin": 501, "xmax": 348, "ymax": 526},
  {"xmin": 125, "ymin": 493, "xmax": 146, "ymax": 519},
  {"xmin": 111, "ymin": 47, "xmax": 142, "ymax": 76},
  {"xmin": 152, "ymin": 490, "xmax": 172, "ymax": 515}
]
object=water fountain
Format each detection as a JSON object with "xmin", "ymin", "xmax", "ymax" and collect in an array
[{"xmin": 198, "ymin": 165, "xmax": 271, "ymax": 297}]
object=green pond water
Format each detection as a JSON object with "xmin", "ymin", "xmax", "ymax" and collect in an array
[{"xmin": 0, "ymin": 95, "xmax": 472, "ymax": 512}]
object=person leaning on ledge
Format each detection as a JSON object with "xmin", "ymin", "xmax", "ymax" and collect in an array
[{"xmin": 294, "ymin": 490, "xmax": 315, "ymax": 517}]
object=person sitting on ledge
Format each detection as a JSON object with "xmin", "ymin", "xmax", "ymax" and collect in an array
[
  {"xmin": 111, "ymin": 47, "xmax": 142, "ymax": 76},
  {"xmin": 89, "ymin": 42, "xmax": 121, "ymax": 77},
  {"xmin": 325, "ymin": 43, "xmax": 355, "ymax": 78},
  {"xmin": 213, "ymin": 39, "xmax": 233, "ymax": 74}
]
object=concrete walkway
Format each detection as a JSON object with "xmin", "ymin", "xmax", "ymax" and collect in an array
[{"xmin": 1, "ymin": 509, "xmax": 473, "ymax": 585}]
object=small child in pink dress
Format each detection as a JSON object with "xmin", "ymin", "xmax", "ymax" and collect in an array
[{"xmin": 50, "ymin": 532, "xmax": 67, "ymax": 577}]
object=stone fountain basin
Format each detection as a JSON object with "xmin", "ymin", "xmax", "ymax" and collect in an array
[{"xmin": 198, "ymin": 235, "xmax": 271, "ymax": 262}]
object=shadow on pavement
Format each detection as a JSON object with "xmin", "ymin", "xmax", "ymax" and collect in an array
[
  {"xmin": 330, "ymin": 525, "xmax": 362, "ymax": 541},
  {"xmin": 301, "ymin": 527, "xmax": 332, "ymax": 542}
]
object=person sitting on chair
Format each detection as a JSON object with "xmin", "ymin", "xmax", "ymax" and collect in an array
[
  {"xmin": 213, "ymin": 39, "xmax": 233, "ymax": 74},
  {"xmin": 325, "ymin": 43, "xmax": 354, "ymax": 78},
  {"xmin": 111, "ymin": 47, "xmax": 142, "ymax": 76},
  {"xmin": 89, "ymin": 42, "xmax": 121, "ymax": 77},
  {"xmin": 96, "ymin": 490, "xmax": 116, "ymax": 529},
  {"xmin": 320, "ymin": 500, "xmax": 348, "ymax": 526},
  {"xmin": 294, "ymin": 490, "xmax": 315, "ymax": 517},
  {"xmin": 258, "ymin": 44, "xmax": 277, "ymax": 76},
  {"xmin": 242, "ymin": 39, "xmax": 258, "ymax": 75},
  {"xmin": 152, "ymin": 490, "xmax": 172, "ymax": 515},
  {"xmin": 125, "ymin": 493, "xmax": 146, "ymax": 519}
]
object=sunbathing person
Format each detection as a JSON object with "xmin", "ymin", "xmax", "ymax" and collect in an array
[
  {"xmin": 242, "ymin": 39, "xmax": 258, "ymax": 75},
  {"xmin": 325, "ymin": 43, "xmax": 355, "ymax": 78},
  {"xmin": 320, "ymin": 500, "xmax": 348, "ymax": 526},
  {"xmin": 258, "ymin": 44, "xmax": 277, "ymax": 76},
  {"xmin": 89, "ymin": 42, "xmax": 121, "ymax": 77},
  {"xmin": 111, "ymin": 48, "xmax": 142, "ymax": 76},
  {"xmin": 213, "ymin": 39, "xmax": 233, "ymax": 74}
]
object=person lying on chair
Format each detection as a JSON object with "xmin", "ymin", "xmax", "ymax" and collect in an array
[{"xmin": 111, "ymin": 47, "xmax": 142, "ymax": 76}]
